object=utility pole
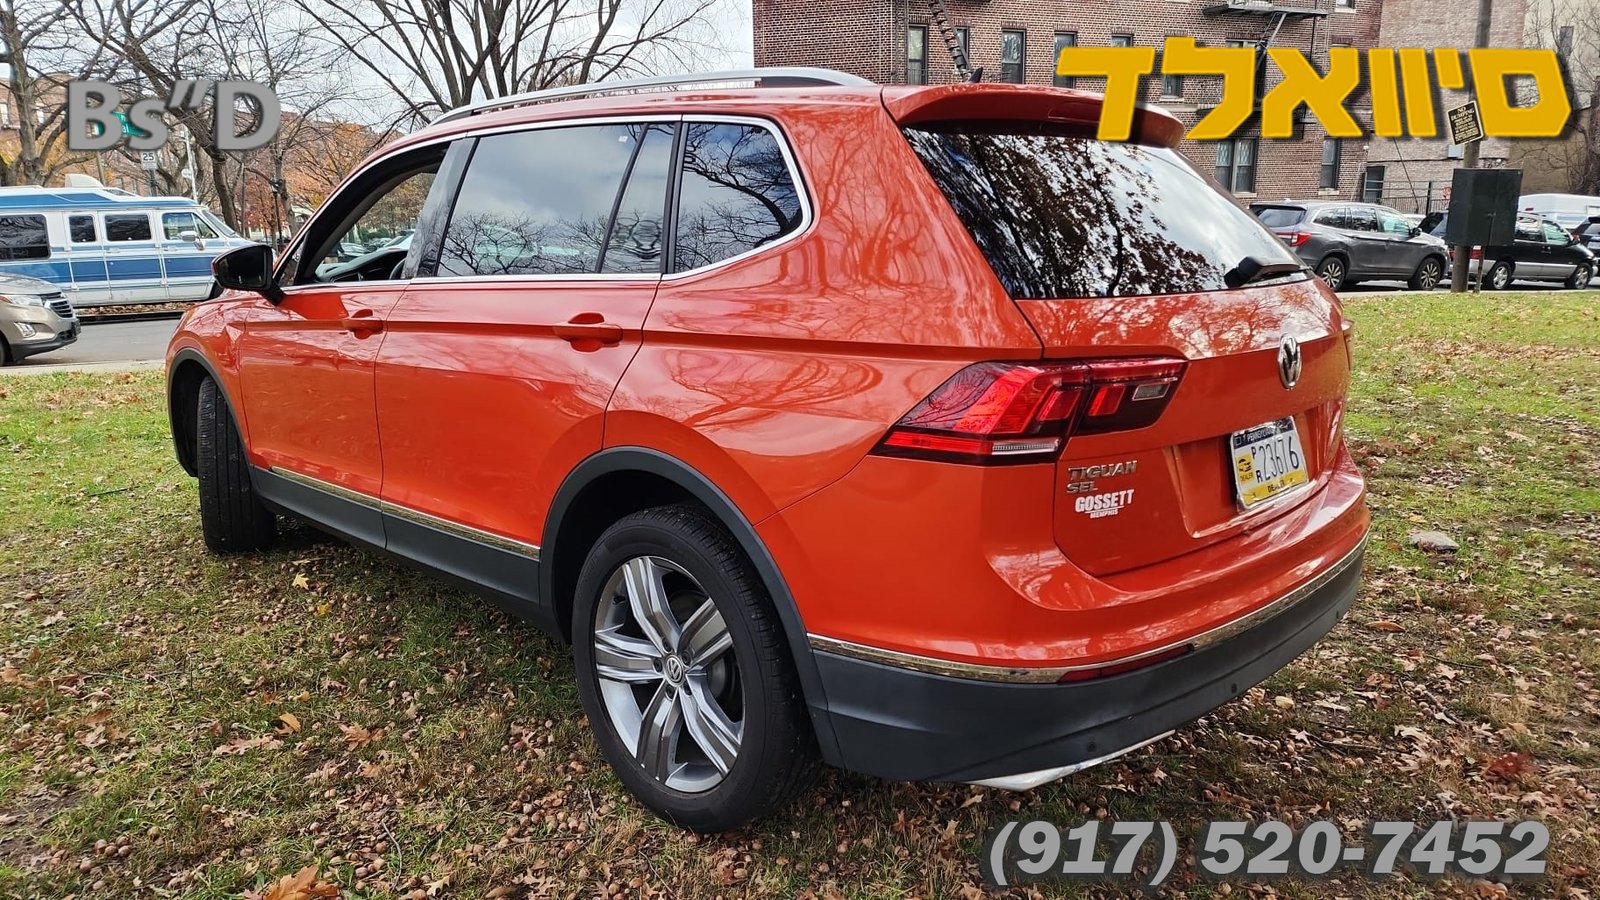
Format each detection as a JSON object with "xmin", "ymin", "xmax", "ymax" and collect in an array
[{"xmin": 1449, "ymin": 0, "xmax": 1497, "ymax": 292}]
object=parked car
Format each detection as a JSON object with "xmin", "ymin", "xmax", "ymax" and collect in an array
[
  {"xmin": 1518, "ymin": 192, "xmax": 1600, "ymax": 239},
  {"xmin": 1421, "ymin": 211, "xmax": 1595, "ymax": 289},
  {"xmin": 0, "ymin": 185, "xmax": 253, "ymax": 306},
  {"xmin": 167, "ymin": 69, "xmax": 1369, "ymax": 831},
  {"xmin": 0, "ymin": 271, "xmax": 79, "ymax": 365},
  {"xmin": 1251, "ymin": 200, "xmax": 1450, "ymax": 291}
]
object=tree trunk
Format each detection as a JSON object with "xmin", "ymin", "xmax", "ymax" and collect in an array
[
  {"xmin": 2, "ymin": 11, "xmax": 42, "ymax": 185},
  {"xmin": 208, "ymin": 147, "xmax": 240, "ymax": 230}
]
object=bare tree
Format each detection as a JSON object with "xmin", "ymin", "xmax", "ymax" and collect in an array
[
  {"xmin": 0, "ymin": 0, "xmax": 116, "ymax": 185},
  {"xmin": 291, "ymin": 0, "xmax": 725, "ymax": 124}
]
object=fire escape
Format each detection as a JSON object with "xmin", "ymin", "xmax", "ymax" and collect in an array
[
  {"xmin": 926, "ymin": 0, "xmax": 973, "ymax": 80},
  {"xmin": 1197, "ymin": 0, "xmax": 1336, "ymax": 134}
]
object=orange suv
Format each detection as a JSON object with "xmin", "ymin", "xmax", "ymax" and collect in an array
[{"xmin": 166, "ymin": 68, "xmax": 1369, "ymax": 831}]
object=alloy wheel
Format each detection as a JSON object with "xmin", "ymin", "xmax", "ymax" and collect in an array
[
  {"xmin": 1318, "ymin": 259, "xmax": 1345, "ymax": 290},
  {"xmin": 1417, "ymin": 260, "xmax": 1441, "ymax": 290},
  {"xmin": 590, "ymin": 555, "xmax": 743, "ymax": 793}
]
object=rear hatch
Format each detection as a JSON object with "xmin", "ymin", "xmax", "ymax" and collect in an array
[{"xmin": 901, "ymin": 123, "xmax": 1349, "ymax": 576}]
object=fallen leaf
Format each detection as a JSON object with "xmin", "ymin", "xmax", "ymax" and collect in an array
[
  {"xmin": 247, "ymin": 864, "xmax": 339, "ymax": 900},
  {"xmin": 1369, "ymin": 620, "xmax": 1405, "ymax": 633},
  {"xmin": 277, "ymin": 713, "xmax": 301, "ymax": 733},
  {"xmin": 292, "ymin": 573, "xmax": 310, "ymax": 590},
  {"xmin": 1483, "ymin": 751, "xmax": 1539, "ymax": 782}
]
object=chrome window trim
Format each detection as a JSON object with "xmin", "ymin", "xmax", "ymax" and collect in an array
[
  {"xmin": 268, "ymin": 466, "xmax": 540, "ymax": 560},
  {"xmin": 273, "ymin": 112, "xmax": 812, "ymax": 286},
  {"xmin": 807, "ymin": 534, "xmax": 1368, "ymax": 684}
]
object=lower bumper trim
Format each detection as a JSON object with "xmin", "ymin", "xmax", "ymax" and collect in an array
[{"xmin": 970, "ymin": 731, "xmax": 1174, "ymax": 791}]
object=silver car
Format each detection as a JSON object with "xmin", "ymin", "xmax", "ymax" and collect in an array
[
  {"xmin": 0, "ymin": 272, "xmax": 79, "ymax": 365},
  {"xmin": 1251, "ymin": 200, "xmax": 1451, "ymax": 291}
]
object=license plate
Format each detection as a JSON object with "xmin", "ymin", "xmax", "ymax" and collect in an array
[{"xmin": 1230, "ymin": 418, "xmax": 1310, "ymax": 509}]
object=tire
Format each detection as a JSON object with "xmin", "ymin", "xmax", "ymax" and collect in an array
[
  {"xmin": 0, "ymin": 336, "xmax": 11, "ymax": 366},
  {"xmin": 1564, "ymin": 262, "xmax": 1593, "ymax": 289},
  {"xmin": 1315, "ymin": 255, "xmax": 1348, "ymax": 291},
  {"xmin": 1408, "ymin": 256, "xmax": 1445, "ymax": 291},
  {"xmin": 195, "ymin": 376, "xmax": 276, "ymax": 552},
  {"xmin": 572, "ymin": 504, "xmax": 817, "ymax": 832},
  {"xmin": 1486, "ymin": 260, "xmax": 1514, "ymax": 291}
]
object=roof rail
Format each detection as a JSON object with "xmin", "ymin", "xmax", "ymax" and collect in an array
[{"xmin": 432, "ymin": 67, "xmax": 875, "ymax": 125}]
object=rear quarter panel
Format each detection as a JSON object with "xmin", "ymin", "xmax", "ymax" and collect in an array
[{"xmin": 605, "ymin": 99, "xmax": 1041, "ymax": 523}]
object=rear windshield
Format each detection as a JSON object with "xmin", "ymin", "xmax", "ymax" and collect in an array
[
  {"xmin": 904, "ymin": 128, "xmax": 1300, "ymax": 299},
  {"xmin": 1253, "ymin": 206, "xmax": 1306, "ymax": 228}
]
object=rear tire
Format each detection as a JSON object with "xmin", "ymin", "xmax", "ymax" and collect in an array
[
  {"xmin": 1408, "ymin": 256, "xmax": 1444, "ymax": 291},
  {"xmin": 1564, "ymin": 262, "xmax": 1592, "ymax": 289},
  {"xmin": 1315, "ymin": 255, "xmax": 1348, "ymax": 291},
  {"xmin": 572, "ymin": 504, "xmax": 817, "ymax": 832},
  {"xmin": 195, "ymin": 376, "xmax": 276, "ymax": 553},
  {"xmin": 1486, "ymin": 260, "xmax": 1514, "ymax": 291}
]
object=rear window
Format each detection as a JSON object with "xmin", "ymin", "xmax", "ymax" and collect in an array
[
  {"xmin": 1253, "ymin": 206, "xmax": 1305, "ymax": 228},
  {"xmin": 904, "ymin": 128, "xmax": 1300, "ymax": 298}
]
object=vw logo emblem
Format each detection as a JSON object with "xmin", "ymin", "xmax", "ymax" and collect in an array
[{"xmin": 1277, "ymin": 335, "xmax": 1303, "ymax": 389}]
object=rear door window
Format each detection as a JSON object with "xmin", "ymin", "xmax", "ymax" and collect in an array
[
  {"xmin": 1253, "ymin": 206, "xmax": 1305, "ymax": 228},
  {"xmin": 1314, "ymin": 207, "xmax": 1349, "ymax": 229},
  {"xmin": 0, "ymin": 215, "xmax": 49, "ymax": 260},
  {"xmin": 600, "ymin": 123, "xmax": 674, "ymax": 274},
  {"xmin": 1514, "ymin": 219, "xmax": 1542, "ymax": 242},
  {"xmin": 438, "ymin": 123, "xmax": 656, "ymax": 277},
  {"xmin": 1345, "ymin": 208, "xmax": 1380, "ymax": 232},
  {"xmin": 672, "ymin": 122, "xmax": 804, "ymax": 273},
  {"xmin": 903, "ymin": 127, "xmax": 1299, "ymax": 298},
  {"xmin": 69, "ymin": 214, "xmax": 99, "ymax": 244}
]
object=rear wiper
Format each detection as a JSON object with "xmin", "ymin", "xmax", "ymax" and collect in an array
[{"xmin": 1224, "ymin": 256, "xmax": 1306, "ymax": 289}]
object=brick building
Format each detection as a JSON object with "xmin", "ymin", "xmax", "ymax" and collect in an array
[
  {"xmin": 753, "ymin": 0, "xmax": 1384, "ymax": 203},
  {"xmin": 1370, "ymin": 0, "xmax": 1600, "ymax": 211}
]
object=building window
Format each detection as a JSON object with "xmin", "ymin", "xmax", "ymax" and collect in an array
[
  {"xmin": 1111, "ymin": 34, "xmax": 1134, "ymax": 48},
  {"xmin": 1215, "ymin": 138, "xmax": 1257, "ymax": 194},
  {"xmin": 1446, "ymin": 143, "xmax": 1465, "ymax": 160},
  {"xmin": 0, "ymin": 103, "xmax": 10, "ymax": 128},
  {"xmin": 1363, "ymin": 165, "xmax": 1386, "ymax": 203},
  {"xmin": 956, "ymin": 27, "xmax": 970, "ymax": 64},
  {"xmin": 1336, "ymin": 0, "xmax": 1355, "ymax": 8},
  {"xmin": 1000, "ymin": 29, "xmax": 1025, "ymax": 83},
  {"xmin": 1053, "ymin": 32, "xmax": 1077, "ymax": 88},
  {"xmin": 908, "ymin": 25, "xmax": 929, "ymax": 85},
  {"xmin": 1320, "ymin": 139, "xmax": 1340, "ymax": 189},
  {"xmin": 1162, "ymin": 71, "xmax": 1183, "ymax": 99}
]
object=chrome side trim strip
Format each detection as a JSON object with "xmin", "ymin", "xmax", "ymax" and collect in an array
[
  {"xmin": 267, "ymin": 466, "xmax": 540, "ymax": 560},
  {"xmin": 807, "ymin": 534, "xmax": 1368, "ymax": 684}
]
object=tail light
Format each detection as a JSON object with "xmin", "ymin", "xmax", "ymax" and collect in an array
[
  {"xmin": 1470, "ymin": 247, "xmax": 1483, "ymax": 260},
  {"xmin": 873, "ymin": 357, "xmax": 1186, "ymax": 464},
  {"xmin": 1286, "ymin": 231, "xmax": 1312, "ymax": 247}
]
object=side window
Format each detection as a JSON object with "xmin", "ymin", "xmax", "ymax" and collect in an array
[
  {"xmin": 1377, "ymin": 210, "xmax": 1412, "ymax": 235},
  {"xmin": 601, "ymin": 123, "xmax": 674, "ymax": 274},
  {"xmin": 1543, "ymin": 222, "xmax": 1571, "ymax": 244},
  {"xmin": 0, "ymin": 215, "xmax": 49, "ymax": 260},
  {"xmin": 673, "ymin": 122, "xmax": 804, "ymax": 273},
  {"xmin": 163, "ymin": 211, "xmax": 219, "ymax": 240},
  {"xmin": 317, "ymin": 171, "xmax": 433, "ymax": 273},
  {"xmin": 1345, "ymin": 208, "xmax": 1379, "ymax": 232},
  {"xmin": 438, "ymin": 123, "xmax": 645, "ymax": 277},
  {"xmin": 1514, "ymin": 219, "xmax": 1542, "ymax": 242},
  {"xmin": 104, "ymin": 214, "xmax": 153, "ymax": 242},
  {"xmin": 69, "ymin": 214, "xmax": 99, "ymax": 244},
  {"xmin": 1315, "ymin": 207, "xmax": 1348, "ymax": 229}
]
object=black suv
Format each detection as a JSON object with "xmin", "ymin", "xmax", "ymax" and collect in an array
[
  {"xmin": 1420, "ymin": 212, "xmax": 1595, "ymax": 290},
  {"xmin": 1252, "ymin": 200, "xmax": 1450, "ymax": 291}
]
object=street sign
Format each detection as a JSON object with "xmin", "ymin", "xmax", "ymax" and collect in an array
[
  {"xmin": 140, "ymin": 150, "xmax": 159, "ymax": 171},
  {"xmin": 1447, "ymin": 101, "xmax": 1485, "ymax": 145}
]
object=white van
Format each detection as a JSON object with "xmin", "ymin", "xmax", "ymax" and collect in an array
[{"xmin": 0, "ymin": 186, "xmax": 254, "ymax": 306}]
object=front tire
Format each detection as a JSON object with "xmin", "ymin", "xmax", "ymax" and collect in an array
[
  {"xmin": 572, "ymin": 504, "xmax": 816, "ymax": 831},
  {"xmin": 1565, "ymin": 262, "xmax": 1593, "ymax": 289},
  {"xmin": 1486, "ymin": 260, "xmax": 1514, "ymax": 291},
  {"xmin": 195, "ymin": 376, "xmax": 276, "ymax": 552},
  {"xmin": 1408, "ymin": 256, "xmax": 1444, "ymax": 291},
  {"xmin": 1315, "ymin": 255, "xmax": 1348, "ymax": 291}
]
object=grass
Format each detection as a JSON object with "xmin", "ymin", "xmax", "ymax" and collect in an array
[{"xmin": 1, "ymin": 291, "xmax": 1597, "ymax": 899}]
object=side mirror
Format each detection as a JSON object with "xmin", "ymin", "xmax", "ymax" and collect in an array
[
  {"xmin": 213, "ymin": 243, "xmax": 282, "ymax": 303},
  {"xmin": 1408, "ymin": 225, "xmax": 1422, "ymax": 238},
  {"xmin": 178, "ymin": 229, "xmax": 204, "ymax": 251}
]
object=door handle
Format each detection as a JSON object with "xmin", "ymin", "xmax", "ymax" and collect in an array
[
  {"xmin": 341, "ymin": 309, "xmax": 385, "ymax": 335},
  {"xmin": 553, "ymin": 313, "xmax": 624, "ymax": 347}
]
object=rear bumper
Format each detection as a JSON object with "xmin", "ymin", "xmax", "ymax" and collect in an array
[{"xmin": 810, "ymin": 537, "xmax": 1364, "ymax": 785}]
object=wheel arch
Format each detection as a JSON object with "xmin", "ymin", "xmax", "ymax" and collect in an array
[
  {"xmin": 540, "ymin": 446, "xmax": 843, "ymax": 764},
  {"xmin": 167, "ymin": 348, "xmax": 231, "ymax": 477}
]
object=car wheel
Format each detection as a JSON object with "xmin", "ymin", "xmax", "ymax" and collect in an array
[
  {"xmin": 1564, "ymin": 262, "xmax": 1593, "ymax": 289},
  {"xmin": 572, "ymin": 504, "xmax": 817, "ymax": 832},
  {"xmin": 1315, "ymin": 256, "xmax": 1347, "ymax": 291},
  {"xmin": 1487, "ymin": 261, "xmax": 1513, "ymax": 291},
  {"xmin": 0, "ymin": 336, "xmax": 11, "ymax": 366},
  {"xmin": 195, "ymin": 376, "xmax": 277, "ymax": 552},
  {"xmin": 1409, "ymin": 257, "xmax": 1444, "ymax": 291}
]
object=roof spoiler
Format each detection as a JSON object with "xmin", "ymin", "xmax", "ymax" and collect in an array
[{"xmin": 881, "ymin": 84, "xmax": 1185, "ymax": 149}]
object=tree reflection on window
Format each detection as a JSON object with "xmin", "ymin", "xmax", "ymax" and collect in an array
[{"xmin": 673, "ymin": 123, "xmax": 803, "ymax": 273}]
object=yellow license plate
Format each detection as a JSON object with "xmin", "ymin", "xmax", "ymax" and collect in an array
[{"xmin": 1230, "ymin": 417, "xmax": 1310, "ymax": 509}]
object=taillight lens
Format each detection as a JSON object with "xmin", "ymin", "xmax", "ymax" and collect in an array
[
  {"xmin": 1471, "ymin": 247, "xmax": 1483, "ymax": 260},
  {"xmin": 873, "ymin": 357, "xmax": 1186, "ymax": 464},
  {"xmin": 1287, "ymin": 231, "xmax": 1312, "ymax": 247}
]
